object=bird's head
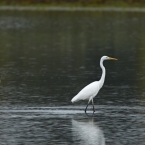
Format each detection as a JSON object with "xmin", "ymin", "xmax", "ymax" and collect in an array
[{"xmin": 101, "ymin": 56, "xmax": 118, "ymax": 61}]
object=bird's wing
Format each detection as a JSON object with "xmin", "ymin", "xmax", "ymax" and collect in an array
[{"xmin": 71, "ymin": 81, "xmax": 100, "ymax": 103}]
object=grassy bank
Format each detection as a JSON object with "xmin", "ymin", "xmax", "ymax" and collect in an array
[{"xmin": 0, "ymin": 0, "xmax": 145, "ymax": 8}]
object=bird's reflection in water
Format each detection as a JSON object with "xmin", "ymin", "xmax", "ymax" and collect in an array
[{"xmin": 72, "ymin": 118, "xmax": 105, "ymax": 145}]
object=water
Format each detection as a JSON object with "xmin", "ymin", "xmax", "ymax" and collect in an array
[{"xmin": 0, "ymin": 9, "xmax": 145, "ymax": 144}]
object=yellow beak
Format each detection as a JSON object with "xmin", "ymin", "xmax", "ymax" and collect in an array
[{"xmin": 109, "ymin": 57, "xmax": 118, "ymax": 60}]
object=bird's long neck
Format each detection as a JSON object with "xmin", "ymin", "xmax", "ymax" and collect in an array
[{"xmin": 99, "ymin": 59, "xmax": 106, "ymax": 88}]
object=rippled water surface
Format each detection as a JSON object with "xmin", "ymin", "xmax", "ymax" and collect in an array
[{"xmin": 0, "ymin": 10, "xmax": 145, "ymax": 145}]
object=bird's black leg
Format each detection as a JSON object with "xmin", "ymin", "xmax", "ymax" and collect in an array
[
  {"xmin": 92, "ymin": 99, "xmax": 95, "ymax": 112},
  {"xmin": 85, "ymin": 103, "xmax": 89, "ymax": 114}
]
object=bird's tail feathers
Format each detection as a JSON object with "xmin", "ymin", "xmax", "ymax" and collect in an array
[
  {"xmin": 71, "ymin": 98, "xmax": 75, "ymax": 103},
  {"xmin": 71, "ymin": 95, "xmax": 79, "ymax": 103}
]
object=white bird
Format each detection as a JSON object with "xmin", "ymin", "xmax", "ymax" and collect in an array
[{"xmin": 71, "ymin": 56, "xmax": 117, "ymax": 113}]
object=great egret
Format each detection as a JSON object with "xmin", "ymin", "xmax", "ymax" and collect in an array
[{"xmin": 71, "ymin": 56, "xmax": 117, "ymax": 113}]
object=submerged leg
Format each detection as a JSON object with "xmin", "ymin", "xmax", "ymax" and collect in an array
[{"xmin": 92, "ymin": 99, "xmax": 95, "ymax": 112}]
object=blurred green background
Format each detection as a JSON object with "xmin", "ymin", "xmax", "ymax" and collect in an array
[{"xmin": 0, "ymin": 0, "xmax": 145, "ymax": 7}]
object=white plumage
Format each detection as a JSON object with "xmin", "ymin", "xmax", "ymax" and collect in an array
[
  {"xmin": 71, "ymin": 81, "xmax": 100, "ymax": 103},
  {"xmin": 71, "ymin": 56, "xmax": 117, "ymax": 113}
]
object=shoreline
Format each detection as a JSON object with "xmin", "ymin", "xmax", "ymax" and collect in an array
[{"xmin": 0, "ymin": 6, "xmax": 145, "ymax": 12}]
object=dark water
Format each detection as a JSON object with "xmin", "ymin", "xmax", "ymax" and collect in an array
[{"xmin": 0, "ymin": 10, "xmax": 145, "ymax": 145}]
